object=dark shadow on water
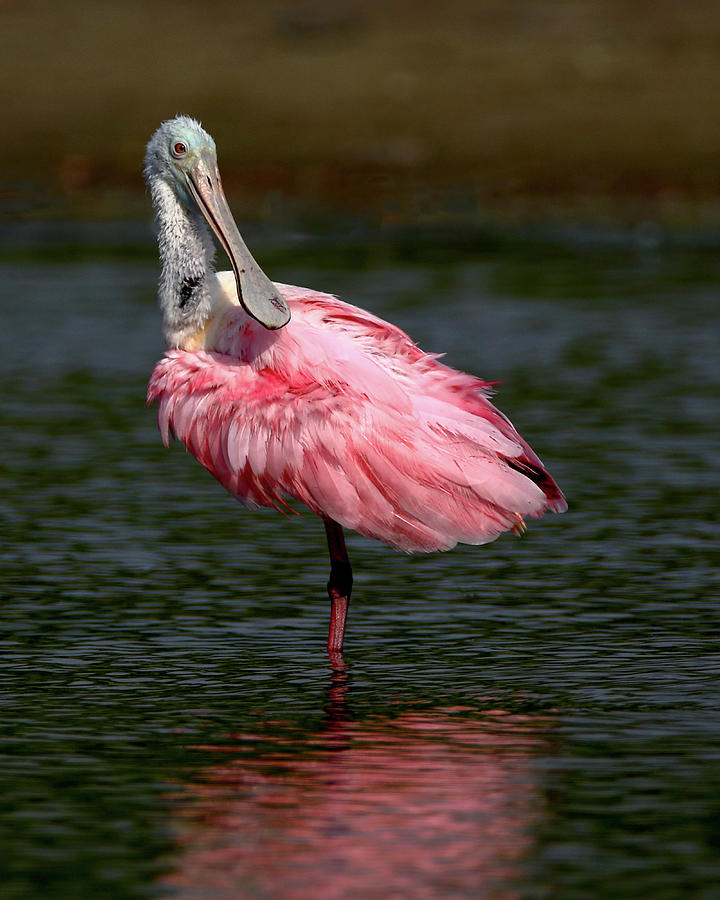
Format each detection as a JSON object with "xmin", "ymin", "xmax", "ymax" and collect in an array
[{"xmin": 158, "ymin": 664, "xmax": 549, "ymax": 900}]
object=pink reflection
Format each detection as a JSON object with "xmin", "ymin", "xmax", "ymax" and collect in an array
[{"xmin": 161, "ymin": 674, "xmax": 546, "ymax": 899}]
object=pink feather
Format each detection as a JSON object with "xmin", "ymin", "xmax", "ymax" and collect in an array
[{"xmin": 148, "ymin": 284, "xmax": 566, "ymax": 553}]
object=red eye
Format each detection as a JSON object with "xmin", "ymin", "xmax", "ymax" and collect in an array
[{"xmin": 171, "ymin": 141, "xmax": 188, "ymax": 159}]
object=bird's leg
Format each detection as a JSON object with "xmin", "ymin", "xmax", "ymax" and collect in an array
[{"xmin": 323, "ymin": 518, "xmax": 353, "ymax": 656}]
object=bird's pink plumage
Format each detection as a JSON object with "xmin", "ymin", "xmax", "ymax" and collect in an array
[{"xmin": 148, "ymin": 284, "xmax": 566, "ymax": 553}]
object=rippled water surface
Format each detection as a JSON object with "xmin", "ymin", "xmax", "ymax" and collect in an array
[{"xmin": 1, "ymin": 231, "xmax": 719, "ymax": 899}]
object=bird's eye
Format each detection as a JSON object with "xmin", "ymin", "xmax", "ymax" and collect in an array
[{"xmin": 171, "ymin": 141, "xmax": 188, "ymax": 159}]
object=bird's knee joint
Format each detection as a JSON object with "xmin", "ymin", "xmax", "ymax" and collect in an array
[{"xmin": 328, "ymin": 561, "xmax": 353, "ymax": 596}]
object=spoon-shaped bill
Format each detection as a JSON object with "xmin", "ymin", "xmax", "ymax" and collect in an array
[{"xmin": 186, "ymin": 153, "xmax": 290, "ymax": 330}]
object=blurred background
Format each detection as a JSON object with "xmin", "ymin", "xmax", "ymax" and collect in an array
[
  {"xmin": 3, "ymin": 0, "xmax": 720, "ymax": 229},
  {"xmin": 2, "ymin": 3, "xmax": 720, "ymax": 900}
]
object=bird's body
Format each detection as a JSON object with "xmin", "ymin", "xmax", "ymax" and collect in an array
[
  {"xmin": 144, "ymin": 116, "xmax": 566, "ymax": 655},
  {"xmin": 148, "ymin": 272, "xmax": 565, "ymax": 553}
]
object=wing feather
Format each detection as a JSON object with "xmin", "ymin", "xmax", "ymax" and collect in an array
[{"xmin": 147, "ymin": 287, "xmax": 565, "ymax": 551}]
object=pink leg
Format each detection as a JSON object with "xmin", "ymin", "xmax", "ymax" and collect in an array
[{"xmin": 324, "ymin": 518, "xmax": 353, "ymax": 656}]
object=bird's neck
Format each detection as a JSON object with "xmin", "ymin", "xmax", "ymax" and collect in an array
[{"xmin": 151, "ymin": 179, "xmax": 216, "ymax": 348}]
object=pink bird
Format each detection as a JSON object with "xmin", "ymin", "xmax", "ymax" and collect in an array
[{"xmin": 144, "ymin": 117, "xmax": 566, "ymax": 656}]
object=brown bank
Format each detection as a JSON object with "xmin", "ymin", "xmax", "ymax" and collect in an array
[{"xmin": 3, "ymin": 0, "xmax": 720, "ymax": 226}]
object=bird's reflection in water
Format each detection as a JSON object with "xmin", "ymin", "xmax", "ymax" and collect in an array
[{"xmin": 161, "ymin": 665, "xmax": 547, "ymax": 899}]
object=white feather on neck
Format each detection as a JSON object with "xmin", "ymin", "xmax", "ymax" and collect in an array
[{"xmin": 150, "ymin": 177, "xmax": 218, "ymax": 348}]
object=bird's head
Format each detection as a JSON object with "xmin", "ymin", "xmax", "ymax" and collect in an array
[
  {"xmin": 144, "ymin": 115, "xmax": 216, "ymax": 206},
  {"xmin": 144, "ymin": 115, "xmax": 290, "ymax": 330}
]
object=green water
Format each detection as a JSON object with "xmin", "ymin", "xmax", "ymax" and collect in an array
[{"xmin": 1, "ymin": 230, "xmax": 719, "ymax": 899}]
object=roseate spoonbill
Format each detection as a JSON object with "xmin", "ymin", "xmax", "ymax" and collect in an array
[{"xmin": 144, "ymin": 116, "xmax": 566, "ymax": 655}]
